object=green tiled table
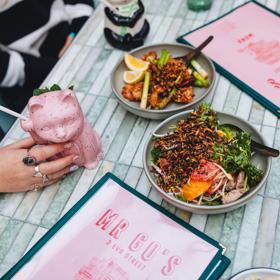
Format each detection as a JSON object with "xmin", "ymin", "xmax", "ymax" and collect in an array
[{"xmin": 1, "ymin": 0, "xmax": 280, "ymax": 278}]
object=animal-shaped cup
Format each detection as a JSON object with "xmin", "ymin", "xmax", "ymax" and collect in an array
[{"xmin": 21, "ymin": 89, "xmax": 102, "ymax": 169}]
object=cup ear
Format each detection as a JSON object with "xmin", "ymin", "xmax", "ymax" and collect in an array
[
  {"xmin": 28, "ymin": 96, "xmax": 44, "ymax": 114},
  {"xmin": 60, "ymin": 89, "xmax": 76, "ymax": 103},
  {"xmin": 60, "ymin": 89, "xmax": 83, "ymax": 114}
]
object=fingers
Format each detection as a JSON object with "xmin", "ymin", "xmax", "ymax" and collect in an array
[
  {"xmin": 29, "ymin": 143, "xmax": 70, "ymax": 162},
  {"xmin": 58, "ymin": 36, "xmax": 74, "ymax": 58},
  {"xmin": 29, "ymin": 179, "xmax": 60, "ymax": 192},
  {"xmin": 8, "ymin": 137, "xmax": 35, "ymax": 149},
  {"xmin": 47, "ymin": 165, "xmax": 76, "ymax": 181},
  {"xmin": 29, "ymin": 162, "xmax": 78, "ymax": 190},
  {"xmin": 39, "ymin": 154, "xmax": 78, "ymax": 175},
  {"xmin": 44, "ymin": 179, "xmax": 60, "ymax": 187}
]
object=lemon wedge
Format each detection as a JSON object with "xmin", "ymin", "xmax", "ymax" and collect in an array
[
  {"xmin": 124, "ymin": 53, "xmax": 149, "ymax": 72},
  {"xmin": 123, "ymin": 70, "xmax": 145, "ymax": 84}
]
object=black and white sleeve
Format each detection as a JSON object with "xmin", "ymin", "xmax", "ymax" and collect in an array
[
  {"xmin": 0, "ymin": 48, "xmax": 57, "ymax": 89},
  {"xmin": 0, "ymin": 48, "xmax": 25, "ymax": 88},
  {"xmin": 63, "ymin": 0, "xmax": 95, "ymax": 34}
]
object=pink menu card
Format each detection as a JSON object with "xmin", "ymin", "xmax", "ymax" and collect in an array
[
  {"xmin": 178, "ymin": 1, "xmax": 280, "ymax": 117},
  {"xmin": 4, "ymin": 174, "xmax": 229, "ymax": 280}
]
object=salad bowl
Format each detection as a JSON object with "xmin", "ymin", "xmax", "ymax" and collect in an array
[
  {"xmin": 143, "ymin": 108, "xmax": 272, "ymax": 214},
  {"xmin": 111, "ymin": 43, "xmax": 216, "ymax": 120},
  {"xmin": 229, "ymin": 267, "xmax": 280, "ymax": 280}
]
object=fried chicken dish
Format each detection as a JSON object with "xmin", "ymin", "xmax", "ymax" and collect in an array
[{"xmin": 122, "ymin": 50, "xmax": 209, "ymax": 110}]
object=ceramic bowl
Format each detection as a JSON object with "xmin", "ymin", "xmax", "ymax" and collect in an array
[
  {"xmin": 230, "ymin": 267, "xmax": 280, "ymax": 279},
  {"xmin": 143, "ymin": 110, "xmax": 272, "ymax": 214},
  {"xmin": 111, "ymin": 43, "xmax": 216, "ymax": 120}
]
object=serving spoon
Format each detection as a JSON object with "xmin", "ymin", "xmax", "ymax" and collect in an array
[
  {"xmin": 176, "ymin": 35, "xmax": 214, "ymax": 65},
  {"xmin": 220, "ymin": 123, "xmax": 279, "ymax": 157}
]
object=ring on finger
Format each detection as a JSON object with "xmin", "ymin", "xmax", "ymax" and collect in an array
[
  {"xmin": 32, "ymin": 184, "xmax": 40, "ymax": 192},
  {"xmin": 33, "ymin": 165, "xmax": 43, "ymax": 178},
  {"xmin": 22, "ymin": 148, "xmax": 38, "ymax": 166},
  {"xmin": 42, "ymin": 174, "xmax": 49, "ymax": 184}
]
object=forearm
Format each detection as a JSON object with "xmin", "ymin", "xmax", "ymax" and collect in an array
[
  {"xmin": 0, "ymin": 48, "xmax": 57, "ymax": 90},
  {"xmin": 21, "ymin": 53, "xmax": 57, "ymax": 88},
  {"xmin": 0, "ymin": 49, "xmax": 25, "ymax": 88}
]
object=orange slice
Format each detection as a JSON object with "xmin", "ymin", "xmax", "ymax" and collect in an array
[{"xmin": 182, "ymin": 180, "xmax": 212, "ymax": 201}]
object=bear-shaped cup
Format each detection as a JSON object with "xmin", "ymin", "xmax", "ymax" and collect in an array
[{"xmin": 20, "ymin": 89, "xmax": 102, "ymax": 169}]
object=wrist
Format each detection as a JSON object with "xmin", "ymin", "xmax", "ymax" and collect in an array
[{"xmin": 69, "ymin": 32, "xmax": 76, "ymax": 39}]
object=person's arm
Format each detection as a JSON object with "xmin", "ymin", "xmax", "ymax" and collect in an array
[
  {"xmin": 63, "ymin": 0, "xmax": 95, "ymax": 34},
  {"xmin": 0, "ymin": 48, "xmax": 25, "ymax": 88},
  {"xmin": 0, "ymin": 48, "xmax": 57, "ymax": 89},
  {"xmin": 0, "ymin": 127, "xmax": 4, "ymax": 141},
  {"xmin": 20, "ymin": 53, "xmax": 57, "ymax": 89},
  {"xmin": 59, "ymin": 0, "xmax": 94, "ymax": 57},
  {"xmin": 0, "ymin": 138, "xmax": 79, "ymax": 193}
]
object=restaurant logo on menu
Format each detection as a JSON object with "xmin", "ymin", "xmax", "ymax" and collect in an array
[{"xmin": 93, "ymin": 209, "xmax": 182, "ymax": 276}]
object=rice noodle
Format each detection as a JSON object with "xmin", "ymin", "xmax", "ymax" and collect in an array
[
  {"xmin": 198, "ymin": 195, "xmax": 203, "ymax": 205},
  {"xmin": 152, "ymin": 132, "xmax": 174, "ymax": 138},
  {"xmin": 213, "ymin": 173, "xmax": 225, "ymax": 181},
  {"xmin": 151, "ymin": 163, "xmax": 163, "ymax": 175},
  {"xmin": 204, "ymin": 169, "xmax": 220, "ymax": 180},
  {"xmin": 210, "ymin": 178, "xmax": 224, "ymax": 194},
  {"xmin": 162, "ymin": 144, "xmax": 178, "ymax": 151},
  {"xmin": 167, "ymin": 192, "xmax": 181, "ymax": 196},
  {"xmin": 153, "ymin": 133, "xmax": 167, "ymax": 138},
  {"xmin": 221, "ymin": 179, "xmax": 228, "ymax": 198},
  {"xmin": 202, "ymin": 194, "xmax": 221, "ymax": 202},
  {"xmin": 212, "ymin": 162, "xmax": 233, "ymax": 180}
]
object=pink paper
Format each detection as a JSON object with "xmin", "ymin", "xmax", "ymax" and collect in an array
[
  {"xmin": 13, "ymin": 179, "xmax": 219, "ymax": 280},
  {"xmin": 183, "ymin": 2, "xmax": 280, "ymax": 108}
]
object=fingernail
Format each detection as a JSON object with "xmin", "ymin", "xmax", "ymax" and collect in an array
[
  {"xmin": 73, "ymin": 156, "xmax": 80, "ymax": 164},
  {"xmin": 64, "ymin": 143, "xmax": 73, "ymax": 149},
  {"xmin": 70, "ymin": 165, "xmax": 79, "ymax": 172}
]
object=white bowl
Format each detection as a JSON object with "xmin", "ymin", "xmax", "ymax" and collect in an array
[
  {"xmin": 111, "ymin": 43, "xmax": 216, "ymax": 120},
  {"xmin": 143, "ymin": 110, "xmax": 272, "ymax": 214},
  {"xmin": 230, "ymin": 267, "xmax": 280, "ymax": 279}
]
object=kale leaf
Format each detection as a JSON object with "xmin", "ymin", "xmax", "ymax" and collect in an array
[
  {"xmin": 212, "ymin": 132, "xmax": 263, "ymax": 186},
  {"xmin": 244, "ymin": 164, "xmax": 264, "ymax": 186}
]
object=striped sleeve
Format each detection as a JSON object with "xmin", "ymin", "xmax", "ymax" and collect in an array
[
  {"xmin": 0, "ymin": 49, "xmax": 25, "ymax": 87},
  {"xmin": 63, "ymin": 0, "xmax": 94, "ymax": 34},
  {"xmin": 0, "ymin": 50, "xmax": 9, "ymax": 84},
  {"xmin": 0, "ymin": 49, "xmax": 57, "ymax": 89},
  {"xmin": 63, "ymin": 0, "xmax": 94, "ymax": 8},
  {"xmin": 0, "ymin": 127, "xmax": 4, "ymax": 140},
  {"xmin": 21, "ymin": 53, "xmax": 57, "ymax": 88}
]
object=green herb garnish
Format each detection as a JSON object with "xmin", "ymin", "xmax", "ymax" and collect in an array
[
  {"xmin": 197, "ymin": 103, "xmax": 218, "ymax": 128},
  {"xmin": 203, "ymin": 200, "xmax": 222, "ymax": 206},
  {"xmin": 33, "ymin": 84, "xmax": 62, "ymax": 96},
  {"xmin": 158, "ymin": 49, "xmax": 170, "ymax": 68},
  {"xmin": 244, "ymin": 164, "xmax": 264, "ymax": 186},
  {"xmin": 151, "ymin": 148, "xmax": 162, "ymax": 163},
  {"xmin": 175, "ymin": 194, "xmax": 187, "ymax": 202},
  {"xmin": 193, "ymin": 71, "xmax": 209, "ymax": 88},
  {"xmin": 212, "ymin": 132, "xmax": 263, "ymax": 186},
  {"xmin": 218, "ymin": 126, "xmax": 234, "ymax": 140},
  {"xmin": 50, "ymin": 84, "xmax": 62, "ymax": 91}
]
